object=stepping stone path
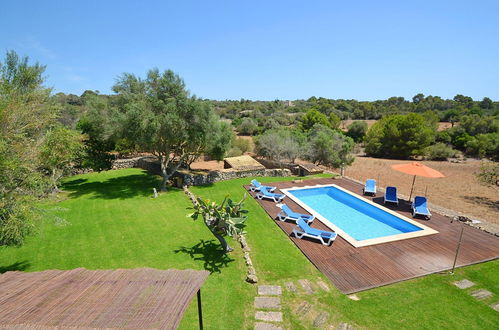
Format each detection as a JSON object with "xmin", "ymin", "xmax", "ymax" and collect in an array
[
  {"xmin": 295, "ymin": 301, "xmax": 311, "ymax": 315},
  {"xmin": 348, "ymin": 294, "xmax": 360, "ymax": 301},
  {"xmin": 316, "ymin": 280, "xmax": 330, "ymax": 292},
  {"xmin": 313, "ymin": 311, "xmax": 329, "ymax": 327},
  {"xmin": 254, "ymin": 322, "xmax": 282, "ymax": 330},
  {"xmin": 298, "ymin": 279, "xmax": 314, "ymax": 294},
  {"xmin": 470, "ymin": 289, "xmax": 493, "ymax": 300},
  {"xmin": 490, "ymin": 302, "xmax": 499, "ymax": 312},
  {"xmin": 258, "ymin": 285, "xmax": 282, "ymax": 296},
  {"xmin": 454, "ymin": 279, "xmax": 475, "ymax": 289},
  {"xmin": 285, "ymin": 281, "xmax": 297, "ymax": 293},
  {"xmin": 255, "ymin": 285, "xmax": 283, "ymax": 329},
  {"xmin": 255, "ymin": 297, "xmax": 281, "ymax": 309},
  {"xmin": 255, "ymin": 311, "xmax": 283, "ymax": 322},
  {"xmin": 337, "ymin": 322, "xmax": 355, "ymax": 329}
]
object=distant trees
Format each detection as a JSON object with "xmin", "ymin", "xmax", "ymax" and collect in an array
[
  {"xmin": 238, "ymin": 118, "xmax": 258, "ymax": 135},
  {"xmin": 305, "ymin": 125, "xmax": 355, "ymax": 175},
  {"xmin": 346, "ymin": 121, "xmax": 368, "ymax": 142},
  {"xmin": 300, "ymin": 109, "xmax": 330, "ymax": 131},
  {"xmin": 113, "ymin": 69, "xmax": 231, "ymax": 190},
  {"xmin": 255, "ymin": 128, "xmax": 305, "ymax": 164},
  {"xmin": 365, "ymin": 113, "xmax": 436, "ymax": 159}
]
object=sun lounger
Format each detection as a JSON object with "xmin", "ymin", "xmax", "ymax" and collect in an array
[
  {"xmin": 412, "ymin": 196, "xmax": 432, "ymax": 219},
  {"xmin": 249, "ymin": 179, "xmax": 276, "ymax": 192},
  {"xmin": 363, "ymin": 179, "xmax": 376, "ymax": 196},
  {"xmin": 255, "ymin": 187, "xmax": 285, "ymax": 203},
  {"xmin": 384, "ymin": 186, "xmax": 398, "ymax": 205},
  {"xmin": 277, "ymin": 204, "xmax": 314, "ymax": 224},
  {"xmin": 292, "ymin": 218, "xmax": 336, "ymax": 246}
]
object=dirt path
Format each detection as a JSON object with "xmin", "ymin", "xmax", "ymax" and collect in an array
[{"xmin": 345, "ymin": 157, "xmax": 499, "ymax": 224}]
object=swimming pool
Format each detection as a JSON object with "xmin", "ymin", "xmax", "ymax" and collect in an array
[{"xmin": 281, "ymin": 184, "xmax": 438, "ymax": 247}]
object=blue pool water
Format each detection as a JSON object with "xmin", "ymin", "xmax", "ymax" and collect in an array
[{"xmin": 288, "ymin": 186, "xmax": 422, "ymax": 241}]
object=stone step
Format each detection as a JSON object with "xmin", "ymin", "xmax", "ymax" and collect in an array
[
  {"xmin": 255, "ymin": 297, "xmax": 281, "ymax": 309},
  {"xmin": 298, "ymin": 279, "xmax": 314, "ymax": 294},
  {"xmin": 316, "ymin": 280, "xmax": 331, "ymax": 292},
  {"xmin": 470, "ymin": 289, "xmax": 493, "ymax": 300},
  {"xmin": 294, "ymin": 301, "xmax": 311, "ymax": 316},
  {"xmin": 285, "ymin": 281, "xmax": 297, "ymax": 293},
  {"xmin": 313, "ymin": 311, "xmax": 329, "ymax": 328},
  {"xmin": 258, "ymin": 285, "xmax": 282, "ymax": 296},
  {"xmin": 255, "ymin": 311, "xmax": 283, "ymax": 322},
  {"xmin": 453, "ymin": 279, "xmax": 475, "ymax": 289},
  {"xmin": 254, "ymin": 322, "xmax": 283, "ymax": 330},
  {"xmin": 337, "ymin": 322, "xmax": 354, "ymax": 330}
]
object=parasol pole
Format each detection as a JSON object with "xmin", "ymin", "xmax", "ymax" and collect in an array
[{"xmin": 409, "ymin": 175, "xmax": 416, "ymax": 201}]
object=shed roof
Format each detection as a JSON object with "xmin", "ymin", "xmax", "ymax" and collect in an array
[
  {"xmin": 224, "ymin": 155, "xmax": 265, "ymax": 170},
  {"xmin": 0, "ymin": 268, "xmax": 209, "ymax": 329}
]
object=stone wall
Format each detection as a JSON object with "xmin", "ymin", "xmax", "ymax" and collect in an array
[
  {"xmin": 173, "ymin": 168, "xmax": 292, "ymax": 187},
  {"xmin": 111, "ymin": 156, "xmax": 291, "ymax": 186},
  {"xmin": 255, "ymin": 158, "xmax": 301, "ymax": 175}
]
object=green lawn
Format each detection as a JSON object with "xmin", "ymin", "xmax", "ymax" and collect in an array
[{"xmin": 0, "ymin": 168, "xmax": 497, "ymax": 329}]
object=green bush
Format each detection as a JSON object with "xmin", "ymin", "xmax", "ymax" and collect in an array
[
  {"xmin": 465, "ymin": 133, "xmax": 499, "ymax": 160},
  {"xmin": 233, "ymin": 137, "xmax": 251, "ymax": 154},
  {"xmin": 226, "ymin": 147, "xmax": 243, "ymax": 157},
  {"xmin": 346, "ymin": 121, "xmax": 368, "ymax": 142},
  {"xmin": 364, "ymin": 113, "xmax": 436, "ymax": 159},
  {"xmin": 238, "ymin": 118, "xmax": 258, "ymax": 135},
  {"xmin": 424, "ymin": 143, "xmax": 458, "ymax": 160}
]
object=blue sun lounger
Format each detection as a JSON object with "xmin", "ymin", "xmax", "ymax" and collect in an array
[
  {"xmin": 292, "ymin": 218, "xmax": 336, "ymax": 246},
  {"xmin": 255, "ymin": 186, "xmax": 285, "ymax": 203},
  {"xmin": 249, "ymin": 179, "xmax": 276, "ymax": 192},
  {"xmin": 384, "ymin": 186, "xmax": 398, "ymax": 205},
  {"xmin": 363, "ymin": 179, "xmax": 377, "ymax": 196},
  {"xmin": 277, "ymin": 204, "xmax": 315, "ymax": 224},
  {"xmin": 412, "ymin": 196, "xmax": 432, "ymax": 219}
]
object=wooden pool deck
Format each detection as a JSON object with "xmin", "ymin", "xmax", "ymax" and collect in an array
[{"xmin": 246, "ymin": 177, "xmax": 499, "ymax": 294}]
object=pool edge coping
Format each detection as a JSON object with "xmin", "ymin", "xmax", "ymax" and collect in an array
[{"xmin": 280, "ymin": 183, "xmax": 439, "ymax": 248}]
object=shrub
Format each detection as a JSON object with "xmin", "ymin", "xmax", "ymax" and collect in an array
[
  {"xmin": 226, "ymin": 147, "xmax": 243, "ymax": 157},
  {"xmin": 233, "ymin": 137, "xmax": 251, "ymax": 154},
  {"xmin": 364, "ymin": 113, "xmax": 436, "ymax": 159},
  {"xmin": 424, "ymin": 143, "xmax": 458, "ymax": 160},
  {"xmin": 465, "ymin": 133, "xmax": 499, "ymax": 160},
  {"xmin": 238, "ymin": 118, "xmax": 258, "ymax": 135},
  {"xmin": 346, "ymin": 121, "xmax": 368, "ymax": 142},
  {"xmin": 476, "ymin": 161, "xmax": 499, "ymax": 186}
]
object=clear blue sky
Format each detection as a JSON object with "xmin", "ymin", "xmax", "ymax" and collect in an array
[{"xmin": 1, "ymin": 0, "xmax": 498, "ymax": 101}]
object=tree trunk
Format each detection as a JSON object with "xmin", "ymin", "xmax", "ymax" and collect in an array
[
  {"xmin": 213, "ymin": 232, "xmax": 233, "ymax": 253},
  {"xmin": 159, "ymin": 155, "xmax": 184, "ymax": 191}
]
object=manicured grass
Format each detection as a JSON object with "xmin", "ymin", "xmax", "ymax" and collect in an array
[{"xmin": 0, "ymin": 169, "xmax": 497, "ymax": 329}]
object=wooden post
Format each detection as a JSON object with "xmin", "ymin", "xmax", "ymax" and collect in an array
[
  {"xmin": 451, "ymin": 227, "xmax": 465, "ymax": 274},
  {"xmin": 409, "ymin": 175, "xmax": 416, "ymax": 201},
  {"xmin": 197, "ymin": 289, "xmax": 203, "ymax": 330}
]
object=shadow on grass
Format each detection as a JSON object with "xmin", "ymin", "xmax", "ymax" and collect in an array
[
  {"xmin": 463, "ymin": 195, "xmax": 499, "ymax": 212},
  {"xmin": 0, "ymin": 260, "xmax": 30, "ymax": 273},
  {"xmin": 62, "ymin": 171, "xmax": 164, "ymax": 200},
  {"xmin": 174, "ymin": 239, "xmax": 234, "ymax": 274}
]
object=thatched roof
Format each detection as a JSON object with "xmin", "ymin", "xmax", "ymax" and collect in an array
[
  {"xmin": 224, "ymin": 155, "xmax": 265, "ymax": 170},
  {"xmin": 0, "ymin": 268, "xmax": 209, "ymax": 329}
]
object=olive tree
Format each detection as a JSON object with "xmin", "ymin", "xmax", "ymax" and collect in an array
[
  {"xmin": 113, "ymin": 69, "xmax": 231, "ymax": 190},
  {"xmin": 305, "ymin": 125, "xmax": 355, "ymax": 175}
]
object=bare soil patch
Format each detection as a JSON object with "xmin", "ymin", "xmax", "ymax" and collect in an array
[{"xmin": 345, "ymin": 157, "xmax": 499, "ymax": 224}]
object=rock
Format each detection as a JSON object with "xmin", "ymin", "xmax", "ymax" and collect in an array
[
  {"xmin": 255, "ymin": 311, "xmax": 283, "ymax": 322},
  {"xmin": 298, "ymin": 279, "xmax": 314, "ymax": 294},
  {"xmin": 470, "ymin": 289, "xmax": 493, "ymax": 300},
  {"xmin": 347, "ymin": 294, "xmax": 360, "ymax": 301},
  {"xmin": 254, "ymin": 322, "xmax": 283, "ymax": 330},
  {"xmin": 337, "ymin": 323, "xmax": 354, "ymax": 330},
  {"xmin": 254, "ymin": 297, "xmax": 281, "ymax": 309},
  {"xmin": 317, "ymin": 280, "xmax": 330, "ymax": 292},
  {"xmin": 246, "ymin": 274, "xmax": 258, "ymax": 283},
  {"xmin": 453, "ymin": 279, "xmax": 475, "ymax": 289},
  {"xmin": 285, "ymin": 282, "xmax": 297, "ymax": 293},
  {"xmin": 313, "ymin": 312, "xmax": 329, "ymax": 328},
  {"xmin": 453, "ymin": 215, "xmax": 472, "ymax": 223},
  {"xmin": 258, "ymin": 285, "xmax": 282, "ymax": 296},
  {"xmin": 294, "ymin": 301, "xmax": 311, "ymax": 315}
]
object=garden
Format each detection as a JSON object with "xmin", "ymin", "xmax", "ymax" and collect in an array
[{"xmin": 1, "ymin": 168, "xmax": 497, "ymax": 329}]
